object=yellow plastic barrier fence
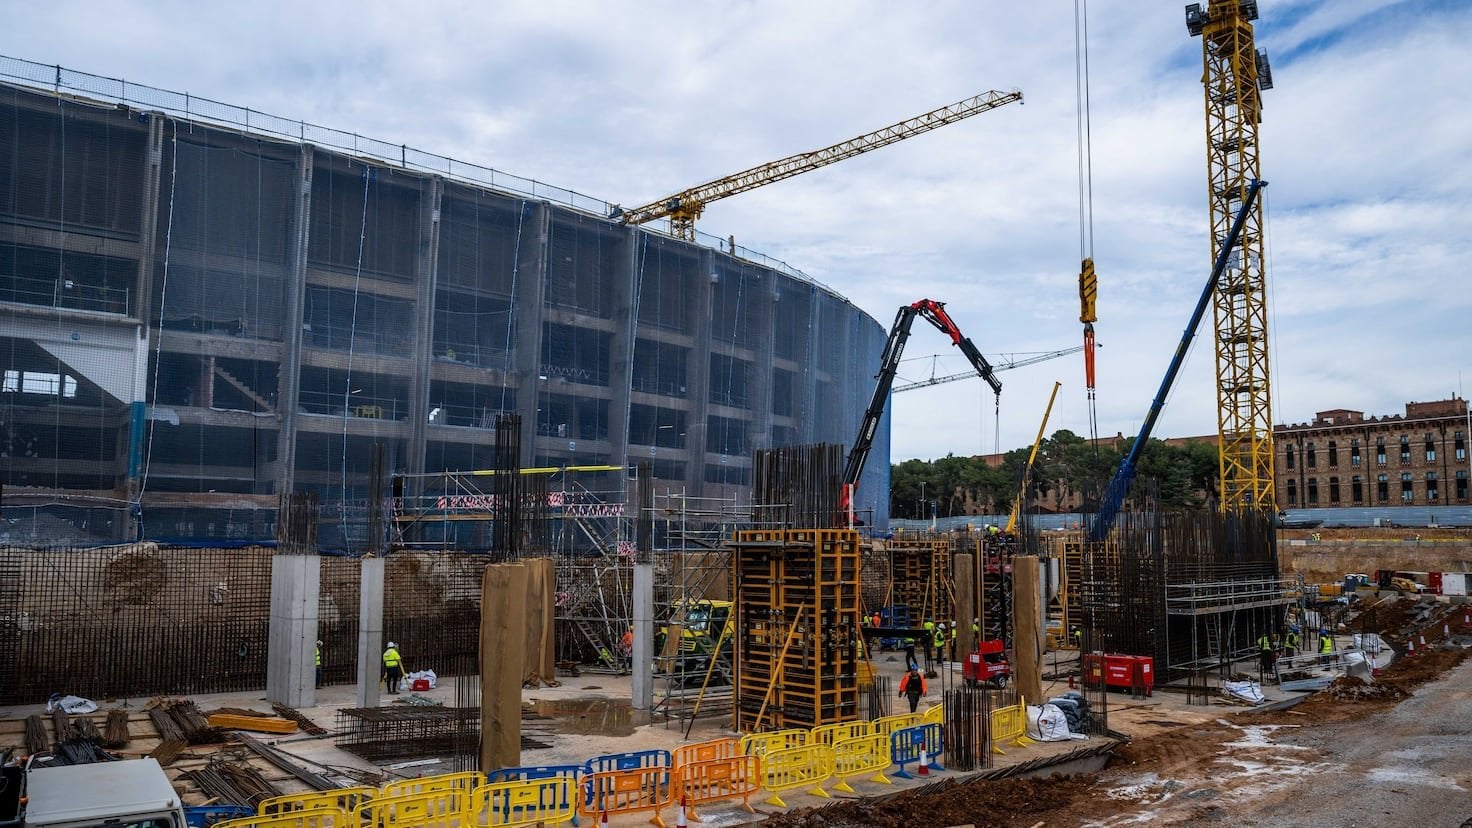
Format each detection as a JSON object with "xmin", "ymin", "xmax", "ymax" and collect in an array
[
  {"xmin": 829, "ymin": 733, "xmax": 892, "ymax": 793},
  {"xmin": 578, "ymin": 766, "xmax": 672, "ymax": 828},
  {"xmin": 809, "ymin": 721, "xmax": 872, "ymax": 746},
  {"xmin": 989, "ymin": 695, "xmax": 1036, "ymax": 755},
  {"xmin": 872, "ymin": 712, "xmax": 921, "ymax": 737},
  {"xmin": 921, "ymin": 703, "xmax": 945, "ymax": 726},
  {"xmin": 739, "ymin": 728, "xmax": 808, "ymax": 758},
  {"xmin": 760, "ymin": 744, "xmax": 834, "ymax": 808},
  {"xmin": 473, "ymin": 776, "xmax": 576, "ymax": 827},
  {"xmin": 380, "ymin": 770, "xmax": 483, "ymax": 800},
  {"xmin": 216, "ymin": 810, "xmax": 352, "ymax": 828},
  {"xmin": 673, "ymin": 754, "xmax": 761, "ymax": 819},
  {"xmin": 258, "ymin": 787, "xmax": 375, "ymax": 816},
  {"xmin": 673, "ymin": 736, "xmax": 742, "ymax": 768},
  {"xmin": 354, "ymin": 790, "xmax": 472, "ymax": 828}
]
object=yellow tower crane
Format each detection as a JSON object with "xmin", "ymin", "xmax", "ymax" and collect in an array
[
  {"xmin": 611, "ymin": 90, "xmax": 1023, "ymax": 240},
  {"xmin": 1186, "ymin": 1, "xmax": 1276, "ymax": 510}
]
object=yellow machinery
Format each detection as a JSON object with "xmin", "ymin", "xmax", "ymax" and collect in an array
[
  {"xmin": 613, "ymin": 91, "xmax": 1022, "ymax": 240},
  {"xmin": 1186, "ymin": 2, "xmax": 1277, "ymax": 509},
  {"xmin": 1006, "ymin": 381, "xmax": 1062, "ymax": 533}
]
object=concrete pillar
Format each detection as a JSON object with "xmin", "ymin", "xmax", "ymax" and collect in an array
[
  {"xmin": 631, "ymin": 563, "xmax": 654, "ymax": 710},
  {"xmin": 749, "ymin": 267, "xmax": 776, "ymax": 452},
  {"xmin": 515, "ymin": 203, "xmax": 551, "ymax": 468},
  {"xmin": 1012, "ymin": 555, "xmax": 1043, "ymax": 704},
  {"xmin": 406, "ymin": 176, "xmax": 444, "ymax": 487},
  {"xmin": 799, "ymin": 287, "xmax": 820, "ymax": 444},
  {"xmin": 954, "ymin": 553, "xmax": 975, "ymax": 660},
  {"xmin": 684, "ymin": 249, "xmax": 716, "ymax": 495},
  {"xmin": 356, "ymin": 556, "xmax": 385, "ymax": 708},
  {"xmin": 276, "ymin": 146, "xmax": 315, "ymax": 496},
  {"xmin": 608, "ymin": 226, "xmax": 637, "ymax": 472},
  {"xmin": 266, "ymin": 554, "xmax": 320, "ymax": 708}
]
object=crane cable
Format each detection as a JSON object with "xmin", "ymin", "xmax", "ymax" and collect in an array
[{"xmin": 1074, "ymin": 0, "xmax": 1100, "ymax": 452}]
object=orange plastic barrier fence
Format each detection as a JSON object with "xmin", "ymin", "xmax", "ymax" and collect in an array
[
  {"xmin": 673, "ymin": 737, "xmax": 742, "ymax": 768},
  {"xmin": 809, "ymin": 721, "xmax": 872, "ymax": 746},
  {"xmin": 258, "ymin": 787, "xmax": 374, "ymax": 816},
  {"xmin": 760, "ymin": 744, "xmax": 834, "ymax": 808},
  {"xmin": 473, "ymin": 777, "xmax": 576, "ymax": 827},
  {"xmin": 673, "ymin": 754, "xmax": 761, "ymax": 819},
  {"xmin": 739, "ymin": 728, "xmax": 808, "ymax": 758},
  {"xmin": 989, "ymin": 695, "xmax": 1035, "ymax": 755},
  {"xmin": 380, "ymin": 770, "xmax": 483, "ymax": 800},
  {"xmin": 216, "ymin": 812, "xmax": 351, "ymax": 828},
  {"xmin": 578, "ymin": 765, "xmax": 672, "ymax": 828},
  {"xmin": 830, "ymin": 733, "xmax": 892, "ymax": 793},
  {"xmin": 354, "ymin": 790, "xmax": 472, "ymax": 828},
  {"xmin": 872, "ymin": 712, "xmax": 921, "ymax": 737}
]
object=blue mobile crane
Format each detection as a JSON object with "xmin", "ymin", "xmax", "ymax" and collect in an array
[{"xmin": 1088, "ymin": 179, "xmax": 1266, "ymax": 542}]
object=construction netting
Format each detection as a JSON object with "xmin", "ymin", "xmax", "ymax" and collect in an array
[{"xmin": 0, "ymin": 55, "xmax": 890, "ymax": 549}]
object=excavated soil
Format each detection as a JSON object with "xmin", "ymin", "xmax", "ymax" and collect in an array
[{"xmin": 761, "ymin": 775, "xmax": 1099, "ymax": 828}]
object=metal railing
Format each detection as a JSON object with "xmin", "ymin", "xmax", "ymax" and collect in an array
[{"xmin": 1, "ymin": 274, "xmax": 131, "ymax": 316}]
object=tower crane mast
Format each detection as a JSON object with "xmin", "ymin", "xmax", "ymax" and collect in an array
[
  {"xmin": 1187, "ymin": 1, "xmax": 1276, "ymax": 510},
  {"xmin": 613, "ymin": 90, "xmax": 1023, "ymax": 240}
]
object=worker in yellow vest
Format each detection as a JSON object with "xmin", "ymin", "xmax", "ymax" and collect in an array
[
  {"xmin": 1319, "ymin": 631, "xmax": 1334, "ymax": 663},
  {"xmin": 315, "ymin": 640, "xmax": 323, "ymax": 688},
  {"xmin": 382, "ymin": 641, "xmax": 405, "ymax": 694}
]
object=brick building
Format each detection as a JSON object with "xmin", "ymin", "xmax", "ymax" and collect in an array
[{"xmin": 1274, "ymin": 397, "xmax": 1471, "ymax": 509}]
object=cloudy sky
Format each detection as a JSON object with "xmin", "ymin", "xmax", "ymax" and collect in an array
[{"xmin": 6, "ymin": 0, "xmax": 1469, "ymax": 461}]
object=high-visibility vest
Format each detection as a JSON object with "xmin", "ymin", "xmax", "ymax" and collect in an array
[
  {"xmin": 1257, "ymin": 636, "xmax": 1271, "ymax": 652},
  {"xmin": 1320, "ymin": 636, "xmax": 1334, "ymax": 654},
  {"xmin": 1286, "ymin": 633, "xmax": 1299, "ymax": 650},
  {"xmin": 383, "ymin": 647, "xmax": 402, "ymax": 668},
  {"xmin": 315, "ymin": 646, "xmax": 322, "ymax": 667}
]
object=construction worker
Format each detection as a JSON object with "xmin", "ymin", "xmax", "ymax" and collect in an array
[
  {"xmin": 1072, "ymin": 626, "xmax": 1083, "ymax": 649},
  {"xmin": 1319, "ymin": 630, "xmax": 1334, "ymax": 663},
  {"xmin": 621, "ymin": 627, "xmax": 634, "ymax": 671},
  {"xmin": 382, "ymin": 641, "xmax": 404, "ymax": 695},
  {"xmin": 315, "ymin": 640, "xmax": 323, "ymax": 688},
  {"xmin": 898, "ymin": 667, "xmax": 928, "ymax": 713},
  {"xmin": 971, "ymin": 618, "xmax": 980, "ymax": 638},
  {"xmin": 923, "ymin": 619, "xmax": 936, "ymax": 663},
  {"xmin": 1256, "ymin": 633, "xmax": 1274, "ymax": 674},
  {"xmin": 1285, "ymin": 628, "xmax": 1300, "ymax": 655},
  {"xmin": 933, "ymin": 622, "xmax": 949, "ymax": 662}
]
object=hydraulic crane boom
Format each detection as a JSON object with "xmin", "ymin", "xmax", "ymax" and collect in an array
[
  {"xmin": 614, "ymin": 90, "xmax": 1023, "ymax": 240},
  {"xmin": 839, "ymin": 299, "xmax": 1000, "ymax": 526},
  {"xmin": 893, "ymin": 346, "xmax": 1083, "ymax": 393},
  {"xmin": 1088, "ymin": 180, "xmax": 1265, "ymax": 543},
  {"xmin": 1007, "ymin": 381, "xmax": 1062, "ymax": 533}
]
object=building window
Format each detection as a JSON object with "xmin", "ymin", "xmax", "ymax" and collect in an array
[
  {"xmin": 1427, "ymin": 472, "xmax": 1439, "ymax": 502},
  {"xmin": 1458, "ymin": 471, "xmax": 1469, "ymax": 502},
  {"xmin": 1351, "ymin": 475, "xmax": 1363, "ymax": 503},
  {"xmin": 1401, "ymin": 472, "xmax": 1414, "ymax": 503},
  {"xmin": 1328, "ymin": 477, "xmax": 1340, "ymax": 504},
  {"xmin": 1400, "ymin": 435, "xmax": 1411, "ymax": 464},
  {"xmin": 1377, "ymin": 474, "xmax": 1389, "ymax": 502},
  {"xmin": 1456, "ymin": 430, "xmax": 1466, "ymax": 462},
  {"xmin": 1350, "ymin": 442, "xmax": 1361, "ymax": 467},
  {"xmin": 1306, "ymin": 478, "xmax": 1318, "ymax": 504},
  {"xmin": 1425, "ymin": 434, "xmax": 1437, "ymax": 462},
  {"xmin": 1306, "ymin": 443, "xmax": 1317, "ymax": 468},
  {"xmin": 1285, "ymin": 446, "xmax": 1295, "ymax": 470},
  {"xmin": 1327, "ymin": 440, "xmax": 1338, "ymax": 467},
  {"xmin": 1286, "ymin": 480, "xmax": 1297, "ymax": 505},
  {"xmin": 1376, "ymin": 437, "xmax": 1386, "ymax": 467}
]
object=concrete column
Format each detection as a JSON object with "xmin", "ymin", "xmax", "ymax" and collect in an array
[
  {"xmin": 749, "ymin": 268, "xmax": 776, "ymax": 452},
  {"xmin": 1012, "ymin": 555, "xmax": 1043, "ymax": 704},
  {"xmin": 799, "ymin": 287, "xmax": 820, "ymax": 444},
  {"xmin": 631, "ymin": 563, "xmax": 654, "ymax": 710},
  {"xmin": 267, "ymin": 554, "xmax": 320, "ymax": 708},
  {"xmin": 684, "ymin": 249, "xmax": 716, "ymax": 495},
  {"xmin": 608, "ymin": 227, "xmax": 638, "ymax": 471},
  {"xmin": 954, "ymin": 553, "xmax": 975, "ymax": 661},
  {"xmin": 356, "ymin": 556, "xmax": 385, "ymax": 708},
  {"xmin": 515, "ymin": 203, "xmax": 551, "ymax": 468},
  {"xmin": 276, "ymin": 147, "xmax": 315, "ymax": 496},
  {"xmin": 124, "ymin": 115, "xmax": 166, "ymax": 530},
  {"xmin": 406, "ymin": 177, "xmax": 444, "ymax": 487}
]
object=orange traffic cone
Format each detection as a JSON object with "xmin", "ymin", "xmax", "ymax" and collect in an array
[
  {"xmin": 599, "ymin": 810, "xmax": 609, "ymax": 826},
  {"xmin": 676, "ymin": 795, "xmax": 689, "ymax": 827},
  {"xmin": 918, "ymin": 743, "xmax": 930, "ymax": 776}
]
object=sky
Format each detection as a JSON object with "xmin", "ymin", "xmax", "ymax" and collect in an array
[{"xmin": 4, "ymin": 0, "xmax": 1469, "ymax": 462}]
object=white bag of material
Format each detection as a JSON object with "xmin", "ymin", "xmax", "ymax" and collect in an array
[
  {"xmin": 1222, "ymin": 680, "xmax": 1265, "ymax": 705},
  {"xmin": 406, "ymin": 669, "xmax": 438, "ymax": 689},
  {"xmin": 1027, "ymin": 703, "xmax": 1086, "ymax": 741},
  {"xmin": 46, "ymin": 694, "xmax": 98, "ymax": 714}
]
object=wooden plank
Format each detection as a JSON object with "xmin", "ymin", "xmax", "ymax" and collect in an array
[{"xmin": 206, "ymin": 713, "xmax": 298, "ymax": 734}]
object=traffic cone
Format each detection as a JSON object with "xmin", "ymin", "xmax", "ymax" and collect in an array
[
  {"xmin": 918, "ymin": 743, "xmax": 930, "ymax": 776},
  {"xmin": 676, "ymin": 795, "xmax": 689, "ymax": 827},
  {"xmin": 599, "ymin": 810, "xmax": 609, "ymax": 826}
]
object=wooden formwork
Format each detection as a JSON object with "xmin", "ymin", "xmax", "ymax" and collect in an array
[
  {"xmin": 888, "ymin": 537, "xmax": 953, "ymax": 624},
  {"xmin": 731, "ymin": 529, "xmax": 861, "ymax": 732}
]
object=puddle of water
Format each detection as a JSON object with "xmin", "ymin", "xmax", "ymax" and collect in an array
[{"xmin": 528, "ymin": 697, "xmax": 650, "ymax": 737}]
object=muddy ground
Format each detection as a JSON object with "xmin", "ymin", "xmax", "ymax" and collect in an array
[{"xmin": 763, "ymin": 595, "xmax": 1472, "ymax": 827}]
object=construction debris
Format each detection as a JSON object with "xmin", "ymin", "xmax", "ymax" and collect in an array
[{"xmin": 271, "ymin": 703, "xmax": 329, "ymax": 736}]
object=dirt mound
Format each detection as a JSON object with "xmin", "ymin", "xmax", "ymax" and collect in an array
[
  {"xmin": 1322, "ymin": 675, "xmax": 1408, "ymax": 702},
  {"xmin": 760, "ymin": 774, "xmax": 1098, "ymax": 828}
]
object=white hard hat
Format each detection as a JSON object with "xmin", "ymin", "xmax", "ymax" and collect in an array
[{"xmin": 387, "ymin": 641, "xmax": 397, "ymax": 649}]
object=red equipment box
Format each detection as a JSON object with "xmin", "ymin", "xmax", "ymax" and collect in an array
[{"xmin": 1083, "ymin": 653, "xmax": 1153, "ymax": 695}]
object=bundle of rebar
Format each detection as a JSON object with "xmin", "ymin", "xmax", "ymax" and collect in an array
[
  {"xmin": 270, "ymin": 703, "xmax": 328, "ymax": 736},
  {"xmin": 159, "ymin": 699, "xmax": 223, "ymax": 744},
  {"xmin": 50, "ymin": 708, "xmax": 71, "ymax": 742},
  {"xmin": 74, "ymin": 716, "xmax": 102, "ymax": 743},
  {"xmin": 103, "ymin": 709, "xmax": 131, "ymax": 747},
  {"xmin": 24, "ymin": 714, "xmax": 49, "ymax": 754},
  {"xmin": 181, "ymin": 759, "xmax": 281, "ymax": 808},
  {"xmin": 147, "ymin": 707, "xmax": 186, "ymax": 743},
  {"xmin": 752, "ymin": 443, "xmax": 843, "ymax": 529},
  {"xmin": 276, "ymin": 491, "xmax": 320, "ymax": 554}
]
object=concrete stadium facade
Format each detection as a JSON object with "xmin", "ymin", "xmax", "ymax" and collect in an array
[{"xmin": 0, "ymin": 68, "xmax": 889, "ymax": 543}]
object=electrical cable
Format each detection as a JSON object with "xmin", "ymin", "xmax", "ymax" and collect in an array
[{"xmin": 338, "ymin": 167, "xmax": 372, "ymax": 529}]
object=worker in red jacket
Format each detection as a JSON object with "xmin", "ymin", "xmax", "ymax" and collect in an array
[{"xmin": 898, "ymin": 668, "xmax": 928, "ymax": 713}]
